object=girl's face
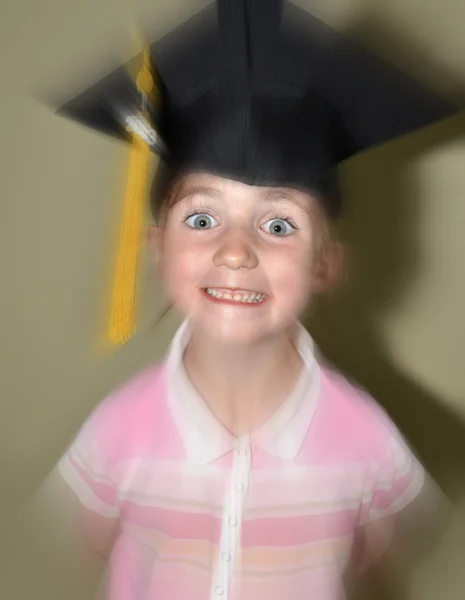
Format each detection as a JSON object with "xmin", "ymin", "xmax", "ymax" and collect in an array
[{"xmin": 153, "ymin": 173, "xmax": 337, "ymax": 346}]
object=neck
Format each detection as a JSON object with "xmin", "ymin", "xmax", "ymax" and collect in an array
[{"xmin": 183, "ymin": 324, "xmax": 303, "ymax": 436}]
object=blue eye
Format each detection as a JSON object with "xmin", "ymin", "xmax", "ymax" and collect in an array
[
  {"xmin": 262, "ymin": 218, "xmax": 295, "ymax": 237},
  {"xmin": 185, "ymin": 213, "xmax": 219, "ymax": 230}
]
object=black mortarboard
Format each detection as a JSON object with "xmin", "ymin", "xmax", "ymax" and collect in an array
[{"xmin": 57, "ymin": 0, "xmax": 458, "ymax": 346}]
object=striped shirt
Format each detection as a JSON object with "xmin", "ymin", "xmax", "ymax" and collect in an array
[{"xmin": 58, "ymin": 321, "xmax": 424, "ymax": 600}]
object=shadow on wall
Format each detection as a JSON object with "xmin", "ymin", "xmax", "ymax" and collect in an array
[
  {"xmin": 302, "ymin": 10, "xmax": 465, "ymax": 600},
  {"xmin": 308, "ymin": 110, "xmax": 465, "ymax": 501},
  {"xmin": 306, "ymin": 108, "xmax": 465, "ymax": 600}
]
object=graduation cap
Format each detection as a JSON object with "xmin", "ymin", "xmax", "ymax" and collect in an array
[{"xmin": 58, "ymin": 0, "xmax": 458, "ymax": 347}]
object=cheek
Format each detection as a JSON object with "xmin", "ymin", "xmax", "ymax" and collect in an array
[
  {"xmin": 264, "ymin": 243, "xmax": 315, "ymax": 303},
  {"xmin": 162, "ymin": 233, "xmax": 207, "ymax": 295}
]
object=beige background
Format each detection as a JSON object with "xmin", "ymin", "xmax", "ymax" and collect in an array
[{"xmin": 1, "ymin": 0, "xmax": 464, "ymax": 598}]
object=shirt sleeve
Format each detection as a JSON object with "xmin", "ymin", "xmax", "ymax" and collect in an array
[
  {"xmin": 352, "ymin": 422, "xmax": 427, "ymax": 574},
  {"xmin": 360, "ymin": 425, "xmax": 426, "ymax": 525},
  {"xmin": 57, "ymin": 403, "xmax": 120, "ymax": 519}
]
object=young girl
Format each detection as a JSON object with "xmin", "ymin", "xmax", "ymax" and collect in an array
[{"xmin": 45, "ymin": 1, "xmax": 456, "ymax": 598}]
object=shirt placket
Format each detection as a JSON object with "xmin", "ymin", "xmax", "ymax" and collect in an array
[{"xmin": 211, "ymin": 437, "xmax": 251, "ymax": 600}]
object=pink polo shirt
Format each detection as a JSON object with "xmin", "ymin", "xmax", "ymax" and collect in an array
[{"xmin": 58, "ymin": 321, "xmax": 424, "ymax": 600}]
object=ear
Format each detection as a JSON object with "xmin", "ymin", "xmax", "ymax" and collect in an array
[
  {"xmin": 147, "ymin": 225, "xmax": 164, "ymax": 273},
  {"xmin": 312, "ymin": 240, "xmax": 344, "ymax": 295}
]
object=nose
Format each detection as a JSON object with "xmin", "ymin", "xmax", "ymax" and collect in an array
[{"xmin": 212, "ymin": 231, "xmax": 258, "ymax": 270}]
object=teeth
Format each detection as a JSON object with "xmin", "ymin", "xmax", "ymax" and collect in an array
[{"xmin": 205, "ymin": 289, "xmax": 265, "ymax": 304}]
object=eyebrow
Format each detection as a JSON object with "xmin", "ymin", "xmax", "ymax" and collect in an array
[
  {"xmin": 262, "ymin": 189, "xmax": 310, "ymax": 212},
  {"xmin": 170, "ymin": 183, "xmax": 312, "ymax": 212},
  {"xmin": 172, "ymin": 186, "xmax": 222, "ymax": 206}
]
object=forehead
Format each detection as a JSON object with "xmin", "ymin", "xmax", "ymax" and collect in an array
[{"xmin": 173, "ymin": 173, "xmax": 317, "ymax": 211}]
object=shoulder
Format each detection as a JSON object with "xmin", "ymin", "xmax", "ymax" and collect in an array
[
  {"xmin": 78, "ymin": 362, "xmax": 168, "ymax": 459},
  {"xmin": 98, "ymin": 362, "xmax": 166, "ymax": 417},
  {"xmin": 316, "ymin": 366, "xmax": 399, "ymax": 461}
]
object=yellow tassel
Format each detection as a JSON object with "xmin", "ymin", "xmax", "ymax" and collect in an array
[{"xmin": 106, "ymin": 47, "xmax": 155, "ymax": 346}]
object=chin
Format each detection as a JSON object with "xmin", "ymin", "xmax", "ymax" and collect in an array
[
  {"xmin": 192, "ymin": 314, "xmax": 290, "ymax": 348},
  {"xmin": 208, "ymin": 328, "xmax": 265, "ymax": 347},
  {"xmin": 175, "ymin": 291, "xmax": 305, "ymax": 345}
]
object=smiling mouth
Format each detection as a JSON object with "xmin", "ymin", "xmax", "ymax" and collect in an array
[{"xmin": 203, "ymin": 287, "xmax": 267, "ymax": 304}]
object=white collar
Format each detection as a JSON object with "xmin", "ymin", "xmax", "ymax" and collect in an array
[{"xmin": 166, "ymin": 320, "xmax": 320, "ymax": 465}]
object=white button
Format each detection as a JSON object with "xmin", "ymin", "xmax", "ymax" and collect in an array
[
  {"xmin": 228, "ymin": 517, "xmax": 238, "ymax": 527},
  {"xmin": 215, "ymin": 586, "xmax": 224, "ymax": 596},
  {"xmin": 222, "ymin": 552, "xmax": 231, "ymax": 562},
  {"xmin": 238, "ymin": 447, "xmax": 248, "ymax": 456},
  {"xmin": 235, "ymin": 482, "xmax": 244, "ymax": 492}
]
